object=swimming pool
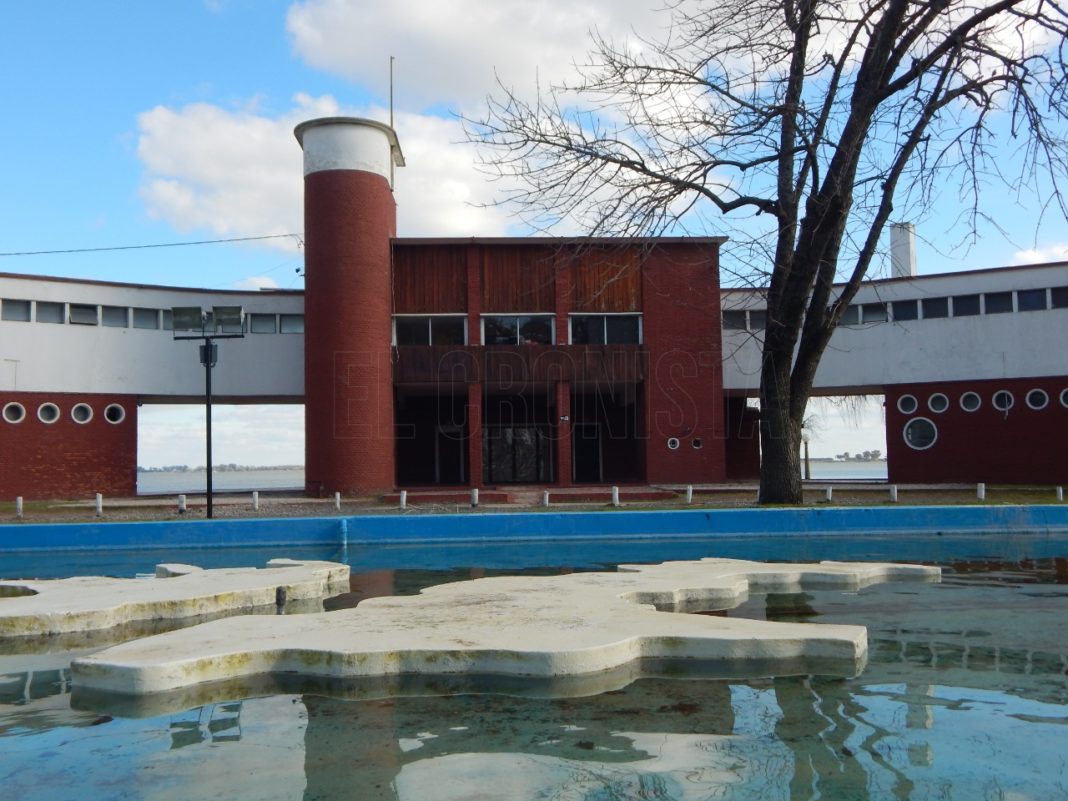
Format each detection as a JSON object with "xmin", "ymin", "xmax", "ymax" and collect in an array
[{"xmin": 2, "ymin": 528, "xmax": 1067, "ymax": 800}]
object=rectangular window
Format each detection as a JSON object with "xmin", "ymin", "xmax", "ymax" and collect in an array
[
  {"xmin": 921, "ymin": 297, "xmax": 948, "ymax": 319},
  {"xmin": 952, "ymin": 294, "xmax": 980, "ymax": 316},
  {"xmin": 36, "ymin": 301, "xmax": 64, "ymax": 324},
  {"xmin": 395, "ymin": 316, "xmax": 430, "ymax": 345},
  {"xmin": 483, "ymin": 315, "xmax": 553, "ymax": 345},
  {"xmin": 430, "ymin": 316, "xmax": 465, "ymax": 345},
  {"xmin": 861, "ymin": 303, "xmax": 887, "ymax": 323},
  {"xmin": 748, "ymin": 310, "xmax": 767, "ymax": 330},
  {"xmin": 1017, "ymin": 288, "xmax": 1048, "ymax": 312},
  {"xmin": 279, "ymin": 314, "xmax": 304, "ymax": 334},
  {"xmin": 839, "ymin": 305, "xmax": 860, "ymax": 326},
  {"xmin": 1, "ymin": 299, "xmax": 31, "ymax": 322},
  {"xmin": 892, "ymin": 300, "xmax": 918, "ymax": 321},
  {"xmin": 571, "ymin": 315, "xmax": 605, "ymax": 344},
  {"xmin": 721, "ymin": 310, "xmax": 748, "ymax": 330},
  {"xmin": 605, "ymin": 315, "xmax": 640, "ymax": 344},
  {"xmin": 101, "ymin": 305, "xmax": 128, "ymax": 328},
  {"xmin": 69, "ymin": 304, "xmax": 98, "ymax": 325},
  {"xmin": 983, "ymin": 291, "xmax": 1013, "ymax": 314},
  {"xmin": 132, "ymin": 307, "xmax": 159, "ymax": 329},
  {"xmin": 394, "ymin": 316, "xmax": 466, "ymax": 345},
  {"xmin": 249, "ymin": 313, "xmax": 277, "ymax": 334},
  {"xmin": 518, "ymin": 315, "xmax": 552, "ymax": 344},
  {"xmin": 161, "ymin": 310, "xmax": 173, "ymax": 331},
  {"xmin": 571, "ymin": 314, "xmax": 641, "ymax": 344},
  {"xmin": 1052, "ymin": 286, "xmax": 1068, "ymax": 309}
]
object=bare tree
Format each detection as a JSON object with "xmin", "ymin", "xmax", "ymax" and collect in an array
[{"xmin": 465, "ymin": 0, "xmax": 1068, "ymax": 503}]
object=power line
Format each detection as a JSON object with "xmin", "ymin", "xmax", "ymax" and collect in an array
[{"xmin": 0, "ymin": 233, "xmax": 304, "ymax": 258}]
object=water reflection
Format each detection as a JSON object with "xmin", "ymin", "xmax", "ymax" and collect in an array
[{"xmin": 1, "ymin": 555, "xmax": 1067, "ymax": 800}]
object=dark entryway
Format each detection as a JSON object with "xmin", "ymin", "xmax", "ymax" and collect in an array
[
  {"xmin": 571, "ymin": 387, "xmax": 644, "ymax": 483},
  {"xmin": 395, "ymin": 390, "xmax": 468, "ymax": 486},
  {"xmin": 482, "ymin": 393, "xmax": 554, "ymax": 483}
]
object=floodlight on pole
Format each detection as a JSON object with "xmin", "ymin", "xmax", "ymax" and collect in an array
[{"xmin": 171, "ymin": 305, "xmax": 245, "ymax": 518}]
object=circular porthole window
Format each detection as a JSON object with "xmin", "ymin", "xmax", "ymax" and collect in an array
[
  {"xmin": 897, "ymin": 394, "xmax": 918, "ymax": 414},
  {"xmin": 992, "ymin": 390, "xmax": 1014, "ymax": 413},
  {"xmin": 667, "ymin": 437, "xmax": 681, "ymax": 450},
  {"xmin": 103, "ymin": 403, "xmax": 126, "ymax": 424},
  {"xmin": 691, "ymin": 438, "xmax": 703, "ymax": 449},
  {"xmin": 903, "ymin": 417, "xmax": 938, "ymax": 450},
  {"xmin": 71, "ymin": 403, "xmax": 93, "ymax": 424},
  {"xmin": 928, "ymin": 393, "xmax": 949, "ymax": 413},
  {"xmin": 1061, "ymin": 388, "xmax": 1068, "ymax": 409},
  {"xmin": 960, "ymin": 392, "xmax": 981, "ymax": 412},
  {"xmin": 1026, "ymin": 389, "xmax": 1049, "ymax": 410},
  {"xmin": 38, "ymin": 402, "xmax": 60, "ymax": 424},
  {"xmin": 2, "ymin": 402, "xmax": 26, "ymax": 424}
]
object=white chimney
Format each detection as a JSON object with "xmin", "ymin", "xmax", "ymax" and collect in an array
[{"xmin": 890, "ymin": 223, "xmax": 917, "ymax": 278}]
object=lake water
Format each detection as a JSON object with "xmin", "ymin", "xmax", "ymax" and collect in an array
[
  {"xmin": 807, "ymin": 459, "xmax": 887, "ymax": 480},
  {"xmin": 2, "ymin": 533, "xmax": 1066, "ymax": 800},
  {"xmin": 136, "ymin": 462, "xmax": 887, "ymax": 495},
  {"xmin": 137, "ymin": 468, "xmax": 304, "ymax": 494}
]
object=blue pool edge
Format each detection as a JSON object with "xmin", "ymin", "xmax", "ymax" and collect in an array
[{"xmin": 1, "ymin": 504, "xmax": 1066, "ymax": 552}]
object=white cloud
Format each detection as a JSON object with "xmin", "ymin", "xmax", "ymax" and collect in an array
[
  {"xmin": 285, "ymin": 0, "xmax": 664, "ymax": 112},
  {"xmin": 232, "ymin": 276, "xmax": 280, "ymax": 291},
  {"xmin": 1013, "ymin": 243, "xmax": 1068, "ymax": 265},
  {"xmin": 137, "ymin": 94, "xmax": 515, "ymax": 244}
]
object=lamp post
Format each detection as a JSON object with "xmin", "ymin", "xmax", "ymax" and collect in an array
[
  {"xmin": 172, "ymin": 306, "xmax": 245, "ymax": 519},
  {"xmin": 802, "ymin": 431, "xmax": 812, "ymax": 481}
]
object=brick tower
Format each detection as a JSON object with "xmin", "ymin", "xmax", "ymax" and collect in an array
[{"xmin": 295, "ymin": 117, "xmax": 405, "ymax": 495}]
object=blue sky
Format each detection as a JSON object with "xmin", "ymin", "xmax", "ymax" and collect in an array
[{"xmin": 2, "ymin": 0, "xmax": 1064, "ymax": 466}]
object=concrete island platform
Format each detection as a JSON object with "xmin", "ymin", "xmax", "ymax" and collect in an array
[
  {"xmin": 67, "ymin": 558, "xmax": 940, "ymax": 700},
  {"xmin": 0, "ymin": 559, "xmax": 350, "ymax": 638}
]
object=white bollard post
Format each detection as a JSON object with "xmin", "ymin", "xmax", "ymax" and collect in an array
[
  {"xmin": 542, "ymin": 490, "xmax": 550, "ymax": 507},
  {"xmin": 252, "ymin": 491, "xmax": 259, "ymax": 511},
  {"xmin": 15, "ymin": 496, "xmax": 23, "ymax": 519},
  {"xmin": 471, "ymin": 488, "xmax": 479, "ymax": 507},
  {"xmin": 1057, "ymin": 486, "xmax": 1064, "ymax": 502},
  {"xmin": 889, "ymin": 484, "xmax": 898, "ymax": 503},
  {"xmin": 334, "ymin": 492, "xmax": 342, "ymax": 511},
  {"xmin": 400, "ymin": 490, "xmax": 407, "ymax": 509},
  {"xmin": 95, "ymin": 493, "xmax": 103, "ymax": 517},
  {"xmin": 178, "ymin": 494, "xmax": 187, "ymax": 514},
  {"xmin": 685, "ymin": 485, "xmax": 693, "ymax": 504},
  {"xmin": 612, "ymin": 486, "xmax": 620, "ymax": 507},
  {"xmin": 825, "ymin": 486, "xmax": 833, "ymax": 503},
  {"xmin": 977, "ymin": 482, "xmax": 986, "ymax": 501}
]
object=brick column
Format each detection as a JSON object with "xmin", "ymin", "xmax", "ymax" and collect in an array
[
  {"xmin": 555, "ymin": 380, "xmax": 573, "ymax": 486},
  {"xmin": 467, "ymin": 383, "xmax": 483, "ymax": 487}
]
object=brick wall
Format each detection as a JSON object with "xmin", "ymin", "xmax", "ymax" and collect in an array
[
  {"xmin": 0, "ymin": 392, "xmax": 137, "ymax": 500},
  {"xmin": 886, "ymin": 377, "xmax": 1068, "ymax": 484},
  {"xmin": 641, "ymin": 243, "xmax": 726, "ymax": 484}
]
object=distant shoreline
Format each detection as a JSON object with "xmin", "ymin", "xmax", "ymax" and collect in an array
[{"xmin": 137, "ymin": 465, "xmax": 304, "ymax": 473}]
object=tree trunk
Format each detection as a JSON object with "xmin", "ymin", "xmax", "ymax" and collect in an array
[
  {"xmin": 758, "ymin": 412, "xmax": 803, "ymax": 504},
  {"xmin": 758, "ymin": 360, "xmax": 804, "ymax": 504}
]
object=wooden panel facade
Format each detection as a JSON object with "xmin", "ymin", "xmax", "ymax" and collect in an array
[
  {"xmin": 392, "ymin": 245, "xmax": 467, "ymax": 313},
  {"xmin": 569, "ymin": 246, "xmax": 642, "ymax": 312},
  {"xmin": 481, "ymin": 246, "xmax": 556, "ymax": 312}
]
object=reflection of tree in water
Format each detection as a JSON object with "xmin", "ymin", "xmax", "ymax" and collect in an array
[{"xmin": 773, "ymin": 675, "xmax": 921, "ymax": 801}]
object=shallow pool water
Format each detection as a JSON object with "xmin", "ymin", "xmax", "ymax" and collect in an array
[{"xmin": 2, "ymin": 535, "xmax": 1067, "ymax": 800}]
